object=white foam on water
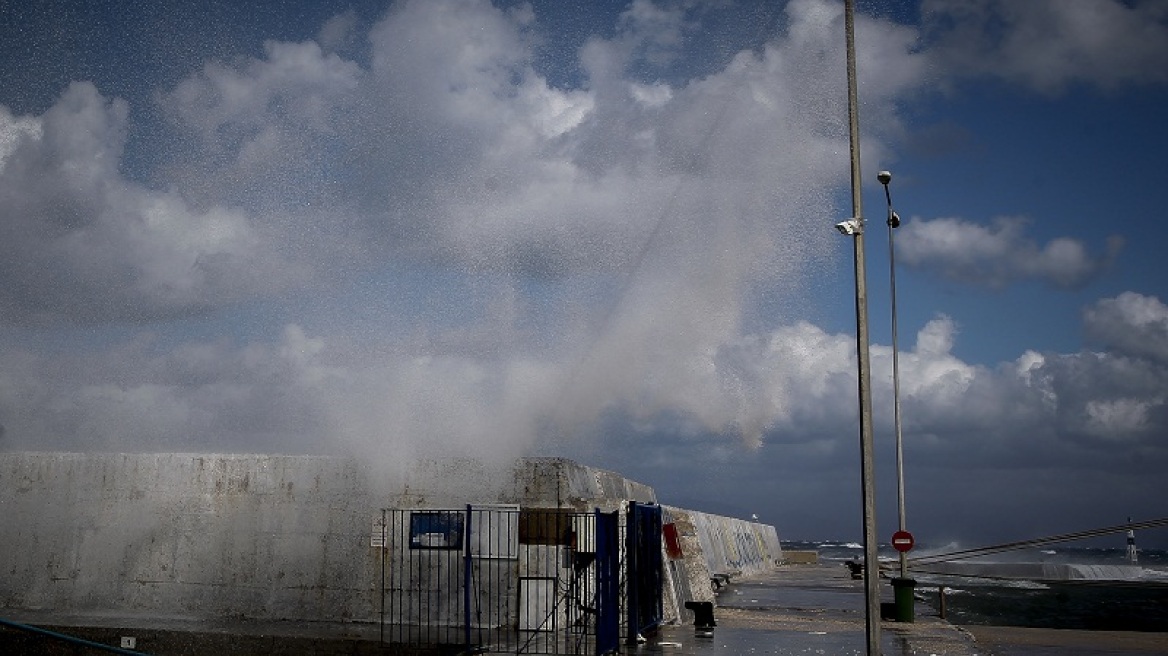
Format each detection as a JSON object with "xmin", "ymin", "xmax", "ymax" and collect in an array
[
  {"xmin": 918, "ymin": 560, "xmax": 1146, "ymax": 582},
  {"xmin": 1059, "ymin": 563, "xmax": 1144, "ymax": 581},
  {"xmin": 1140, "ymin": 567, "xmax": 1168, "ymax": 581}
]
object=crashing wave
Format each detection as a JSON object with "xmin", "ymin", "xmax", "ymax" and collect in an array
[{"xmin": 915, "ymin": 561, "xmax": 1145, "ymax": 582}]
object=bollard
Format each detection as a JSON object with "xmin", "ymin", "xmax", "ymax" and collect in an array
[
  {"xmin": 846, "ymin": 559, "xmax": 864, "ymax": 580},
  {"xmin": 891, "ymin": 577, "xmax": 916, "ymax": 623},
  {"xmin": 938, "ymin": 585, "xmax": 947, "ymax": 620},
  {"xmin": 684, "ymin": 601, "xmax": 716, "ymax": 629}
]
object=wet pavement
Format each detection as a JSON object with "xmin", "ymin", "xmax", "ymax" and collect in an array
[
  {"xmin": 16, "ymin": 563, "xmax": 1164, "ymax": 655},
  {"xmin": 636, "ymin": 563, "xmax": 983, "ymax": 655}
]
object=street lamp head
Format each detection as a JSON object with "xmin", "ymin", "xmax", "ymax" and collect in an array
[
  {"xmin": 835, "ymin": 218, "xmax": 863, "ymax": 235},
  {"xmin": 877, "ymin": 170, "xmax": 892, "ymax": 185}
]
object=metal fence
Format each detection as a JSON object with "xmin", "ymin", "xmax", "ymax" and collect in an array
[{"xmin": 375, "ymin": 504, "xmax": 658, "ymax": 655}]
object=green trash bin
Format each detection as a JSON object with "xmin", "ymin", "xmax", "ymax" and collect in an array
[{"xmin": 891, "ymin": 577, "xmax": 916, "ymax": 623}]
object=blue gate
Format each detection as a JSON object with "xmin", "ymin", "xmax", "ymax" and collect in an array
[
  {"xmin": 594, "ymin": 510, "xmax": 620, "ymax": 655},
  {"xmin": 626, "ymin": 502, "xmax": 663, "ymax": 644}
]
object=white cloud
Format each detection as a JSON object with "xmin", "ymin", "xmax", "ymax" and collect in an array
[
  {"xmin": 3, "ymin": 0, "xmax": 939, "ymax": 330},
  {"xmin": 896, "ymin": 216, "xmax": 1123, "ymax": 288},
  {"xmin": 1084, "ymin": 292, "xmax": 1168, "ymax": 363},
  {"xmin": 922, "ymin": 0, "xmax": 1168, "ymax": 93},
  {"xmin": 0, "ymin": 322, "xmax": 567, "ymax": 461},
  {"xmin": 5, "ymin": 301, "xmax": 1163, "ymax": 478},
  {"xmin": 0, "ymin": 83, "xmax": 286, "ymax": 322},
  {"xmin": 164, "ymin": 40, "xmax": 361, "ymax": 148},
  {"xmin": 1084, "ymin": 398, "xmax": 1151, "ymax": 438},
  {"xmin": 0, "ymin": 106, "xmax": 42, "ymax": 174},
  {"xmin": 317, "ymin": 9, "xmax": 359, "ymax": 54},
  {"xmin": 616, "ymin": 0, "xmax": 692, "ymax": 69},
  {"xmin": 629, "ymin": 82, "xmax": 672, "ymax": 108},
  {"xmin": 1037, "ymin": 349, "xmax": 1168, "ymax": 443}
]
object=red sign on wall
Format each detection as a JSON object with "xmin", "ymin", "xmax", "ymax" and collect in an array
[{"xmin": 663, "ymin": 523, "xmax": 684, "ymax": 560}]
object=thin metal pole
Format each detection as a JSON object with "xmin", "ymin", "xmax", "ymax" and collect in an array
[
  {"xmin": 844, "ymin": 0, "xmax": 882, "ymax": 653},
  {"xmin": 883, "ymin": 178, "xmax": 908, "ymax": 580},
  {"xmin": 380, "ymin": 508, "xmax": 386, "ymax": 644},
  {"xmin": 626, "ymin": 501, "xmax": 638, "ymax": 646},
  {"xmin": 464, "ymin": 504, "xmax": 473, "ymax": 653}
]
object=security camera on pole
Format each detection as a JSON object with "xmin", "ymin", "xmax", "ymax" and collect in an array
[{"xmin": 839, "ymin": 0, "xmax": 881, "ymax": 651}]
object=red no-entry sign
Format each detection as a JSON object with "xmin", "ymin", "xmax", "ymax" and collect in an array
[{"xmin": 891, "ymin": 530, "xmax": 915, "ymax": 553}]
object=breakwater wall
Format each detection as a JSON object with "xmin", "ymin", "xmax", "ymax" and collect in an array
[
  {"xmin": 660, "ymin": 505, "xmax": 782, "ymax": 622},
  {"xmin": 683, "ymin": 508, "xmax": 782, "ymax": 578},
  {"xmin": 1, "ymin": 452, "xmax": 382, "ymax": 622},
  {"xmin": 1, "ymin": 452, "xmax": 777, "ymax": 633}
]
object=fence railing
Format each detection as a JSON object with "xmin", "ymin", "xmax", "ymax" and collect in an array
[{"xmin": 375, "ymin": 504, "xmax": 657, "ymax": 655}]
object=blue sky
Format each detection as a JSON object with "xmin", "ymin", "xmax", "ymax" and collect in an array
[{"xmin": 1, "ymin": 0, "xmax": 1166, "ymax": 550}]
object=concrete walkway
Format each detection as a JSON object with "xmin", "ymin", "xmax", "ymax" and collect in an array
[
  {"xmin": 641, "ymin": 563, "xmax": 983, "ymax": 655},
  {"xmin": 11, "ymin": 564, "xmax": 1164, "ymax": 655}
]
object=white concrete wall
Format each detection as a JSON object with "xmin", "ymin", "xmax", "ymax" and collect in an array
[
  {"xmin": 686, "ymin": 509, "xmax": 782, "ymax": 578},
  {"xmin": 1, "ymin": 453, "xmax": 382, "ymax": 623},
  {"xmin": 661, "ymin": 505, "xmax": 782, "ymax": 621},
  {"xmin": 0, "ymin": 452, "xmax": 776, "ymax": 631}
]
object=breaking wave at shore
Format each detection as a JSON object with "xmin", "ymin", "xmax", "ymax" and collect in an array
[{"xmin": 782, "ymin": 540, "xmax": 1168, "ymax": 632}]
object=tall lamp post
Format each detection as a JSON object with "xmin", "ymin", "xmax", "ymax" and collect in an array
[
  {"xmin": 881, "ymin": 171, "xmax": 919, "ymax": 624},
  {"xmin": 838, "ymin": 0, "xmax": 881, "ymax": 652},
  {"xmin": 879, "ymin": 170, "xmax": 908, "ymax": 580}
]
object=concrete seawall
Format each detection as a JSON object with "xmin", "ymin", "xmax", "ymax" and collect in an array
[
  {"xmin": 1, "ymin": 452, "xmax": 776, "ymax": 633},
  {"xmin": 2, "ymin": 452, "xmax": 382, "ymax": 623},
  {"xmin": 660, "ymin": 506, "xmax": 783, "ymax": 624},
  {"xmin": 680, "ymin": 507, "xmax": 782, "ymax": 579}
]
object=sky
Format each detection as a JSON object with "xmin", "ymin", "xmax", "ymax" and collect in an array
[{"xmin": 1, "ymin": 0, "xmax": 1167, "ymax": 550}]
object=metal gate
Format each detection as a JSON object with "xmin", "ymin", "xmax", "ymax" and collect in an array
[
  {"xmin": 625, "ymin": 502, "xmax": 664, "ymax": 644},
  {"xmin": 376, "ymin": 505, "xmax": 647, "ymax": 655},
  {"xmin": 594, "ymin": 510, "xmax": 620, "ymax": 655}
]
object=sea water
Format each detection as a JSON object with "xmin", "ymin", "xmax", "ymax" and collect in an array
[{"xmin": 782, "ymin": 540, "xmax": 1168, "ymax": 632}]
